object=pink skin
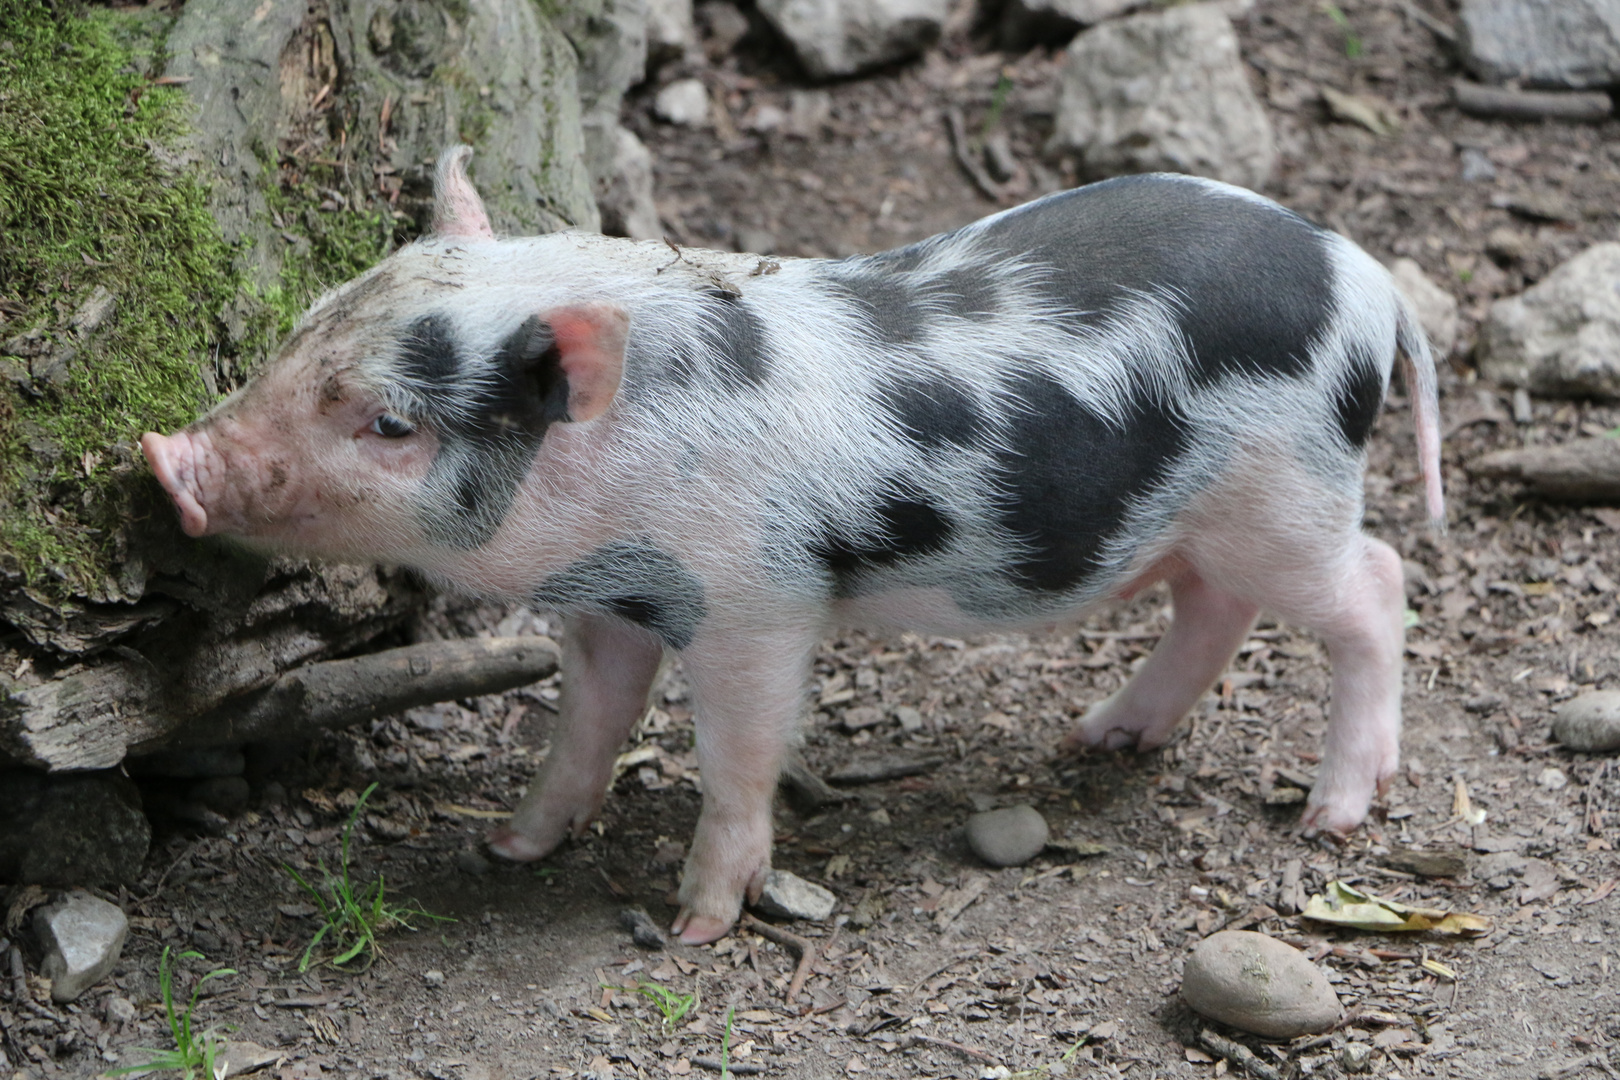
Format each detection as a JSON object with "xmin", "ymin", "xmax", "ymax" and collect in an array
[
  {"xmin": 487, "ymin": 613, "xmax": 664, "ymax": 862},
  {"xmin": 141, "ymin": 354, "xmax": 439, "ymax": 562}
]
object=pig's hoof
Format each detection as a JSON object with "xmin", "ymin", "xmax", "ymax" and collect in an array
[
  {"xmin": 1298, "ymin": 799, "xmax": 1364, "ymax": 840},
  {"xmin": 485, "ymin": 826, "xmax": 555, "ymax": 862},
  {"xmin": 671, "ymin": 909, "xmax": 735, "ymax": 946}
]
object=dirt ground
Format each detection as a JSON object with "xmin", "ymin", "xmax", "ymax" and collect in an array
[{"xmin": 10, "ymin": 0, "xmax": 1620, "ymax": 1077}]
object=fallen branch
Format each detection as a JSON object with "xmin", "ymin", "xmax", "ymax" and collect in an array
[
  {"xmin": 1471, "ymin": 438, "xmax": 1620, "ymax": 501},
  {"xmin": 691, "ymin": 1058, "xmax": 765, "ymax": 1074},
  {"xmin": 160, "ymin": 636, "xmax": 560, "ymax": 748},
  {"xmin": 828, "ymin": 754, "xmax": 946, "ymax": 785},
  {"xmin": 1199, "ymin": 1029, "xmax": 1284, "ymax": 1080},
  {"xmin": 778, "ymin": 751, "xmax": 849, "ymax": 809},
  {"xmin": 740, "ymin": 912, "xmax": 817, "ymax": 1003},
  {"xmin": 1454, "ymin": 81, "xmax": 1612, "ymax": 122}
]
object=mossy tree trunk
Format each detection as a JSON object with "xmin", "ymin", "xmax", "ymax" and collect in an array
[{"xmin": 0, "ymin": 0, "xmax": 601, "ymax": 790}]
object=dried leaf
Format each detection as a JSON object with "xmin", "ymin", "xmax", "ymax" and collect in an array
[
  {"xmin": 1452, "ymin": 776, "xmax": 1487, "ymax": 826},
  {"xmin": 1321, "ymin": 86, "xmax": 1400, "ymax": 135},
  {"xmin": 1302, "ymin": 881, "xmax": 1492, "ymax": 936},
  {"xmin": 1421, "ymin": 957, "xmax": 1457, "ymax": 980}
]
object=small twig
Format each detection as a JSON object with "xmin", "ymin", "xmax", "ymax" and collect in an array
[
  {"xmin": 897, "ymin": 1032, "xmax": 999, "ymax": 1065},
  {"xmin": 1200, "ymin": 1029, "xmax": 1283, "ymax": 1080},
  {"xmin": 691, "ymin": 1057, "xmax": 765, "ymax": 1074},
  {"xmin": 1397, "ymin": 0, "xmax": 1455, "ymax": 44},
  {"xmin": 945, "ymin": 106, "xmax": 1005, "ymax": 202},
  {"xmin": 740, "ymin": 913, "xmax": 817, "ymax": 1003},
  {"xmin": 656, "ymin": 237, "xmax": 687, "ymax": 274},
  {"xmin": 778, "ymin": 752, "xmax": 849, "ymax": 809}
]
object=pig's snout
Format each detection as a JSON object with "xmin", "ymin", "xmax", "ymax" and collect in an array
[{"xmin": 141, "ymin": 430, "xmax": 211, "ymax": 537}]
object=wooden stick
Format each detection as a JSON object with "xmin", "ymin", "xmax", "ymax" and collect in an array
[
  {"xmin": 162, "ymin": 636, "xmax": 559, "ymax": 748},
  {"xmin": 1454, "ymin": 80, "xmax": 1612, "ymax": 122},
  {"xmin": 740, "ymin": 913, "xmax": 817, "ymax": 1003},
  {"xmin": 1472, "ymin": 437, "xmax": 1620, "ymax": 501},
  {"xmin": 1199, "ymin": 1029, "xmax": 1283, "ymax": 1080}
]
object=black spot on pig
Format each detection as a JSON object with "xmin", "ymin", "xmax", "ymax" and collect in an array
[
  {"xmin": 878, "ymin": 376, "xmax": 984, "ymax": 449},
  {"xmin": 418, "ymin": 315, "xmax": 570, "ymax": 548},
  {"xmin": 929, "ymin": 267, "xmax": 999, "ymax": 321},
  {"xmin": 824, "ymin": 268, "xmax": 924, "ymax": 346},
  {"xmin": 1333, "ymin": 340, "xmax": 1385, "ymax": 450},
  {"xmin": 698, "ymin": 289, "xmax": 770, "ymax": 389},
  {"xmin": 399, "ymin": 312, "xmax": 461, "ymax": 388},
  {"xmin": 993, "ymin": 369, "xmax": 1187, "ymax": 593},
  {"xmin": 977, "ymin": 175, "xmax": 1333, "ymax": 386},
  {"xmin": 532, "ymin": 541, "xmax": 708, "ymax": 649},
  {"xmin": 811, "ymin": 486, "xmax": 953, "ymax": 596}
]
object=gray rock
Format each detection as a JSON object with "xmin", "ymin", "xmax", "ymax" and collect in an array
[
  {"xmin": 753, "ymin": 869, "xmax": 837, "ymax": 922},
  {"xmin": 0, "ymin": 770, "xmax": 150, "ymax": 886},
  {"xmin": 648, "ymin": 0, "xmax": 696, "ymax": 62},
  {"xmin": 190, "ymin": 776, "xmax": 251, "ymax": 817},
  {"xmin": 1048, "ymin": 4, "xmax": 1275, "ymax": 188},
  {"xmin": 1554, "ymin": 690, "xmax": 1620, "ymax": 752},
  {"xmin": 1390, "ymin": 258, "xmax": 1459, "ymax": 358},
  {"xmin": 698, "ymin": 1, "xmax": 752, "ymax": 58},
  {"xmin": 559, "ymin": 0, "xmax": 650, "ymax": 219},
  {"xmin": 423, "ymin": 968, "xmax": 446, "ymax": 987},
  {"xmin": 104, "ymin": 994, "xmax": 137, "ymax": 1026},
  {"xmin": 757, "ymin": 0, "xmax": 951, "ymax": 79},
  {"xmin": 34, "ymin": 892, "xmax": 130, "ymax": 1003},
  {"xmin": 619, "ymin": 906, "xmax": 668, "ymax": 949},
  {"xmin": 1181, "ymin": 930, "xmax": 1343, "ymax": 1038},
  {"xmin": 1477, "ymin": 244, "xmax": 1620, "ymax": 399},
  {"xmin": 966, "ymin": 805, "xmax": 1049, "ymax": 867},
  {"xmin": 596, "ymin": 127, "xmax": 663, "ymax": 241},
  {"xmin": 455, "ymin": 849, "xmax": 493, "ymax": 876},
  {"xmin": 1459, "ymin": 0, "xmax": 1620, "ymax": 90},
  {"xmin": 654, "ymin": 78, "xmax": 710, "ymax": 125}
]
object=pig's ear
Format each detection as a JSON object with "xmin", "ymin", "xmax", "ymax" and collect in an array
[
  {"xmin": 432, "ymin": 144, "xmax": 495, "ymax": 240},
  {"xmin": 547, "ymin": 303, "xmax": 628, "ymax": 423}
]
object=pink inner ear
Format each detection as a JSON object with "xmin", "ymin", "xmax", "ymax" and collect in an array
[
  {"xmin": 432, "ymin": 145, "xmax": 494, "ymax": 240},
  {"xmin": 548, "ymin": 304, "xmax": 628, "ymax": 423}
]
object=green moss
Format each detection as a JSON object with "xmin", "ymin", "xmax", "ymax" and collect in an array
[
  {"xmin": 259, "ymin": 168, "xmax": 398, "ymax": 344},
  {"xmin": 0, "ymin": 0, "xmax": 232, "ymax": 595}
]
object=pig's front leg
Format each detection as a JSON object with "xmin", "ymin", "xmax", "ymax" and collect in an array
[
  {"xmin": 670, "ymin": 626, "xmax": 817, "ymax": 945},
  {"xmin": 488, "ymin": 612, "xmax": 664, "ymax": 861}
]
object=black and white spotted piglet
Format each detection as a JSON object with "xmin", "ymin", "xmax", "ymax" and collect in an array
[{"xmin": 144, "ymin": 146, "xmax": 1443, "ymax": 943}]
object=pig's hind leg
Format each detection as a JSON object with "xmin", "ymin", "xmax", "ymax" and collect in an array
[
  {"xmin": 487, "ymin": 612, "xmax": 664, "ymax": 862},
  {"xmin": 1198, "ymin": 525, "xmax": 1406, "ymax": 836},
  {"xmin": 1062, "ymin": 570, "xmax": 1258, "ymax": 753}
]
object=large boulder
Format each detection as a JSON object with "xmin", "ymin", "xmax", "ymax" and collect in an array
[
  {"xmin": 1477, "ymin": 244, "xmax": 1620, "ymax": 399},
  {"xmin": 1458, "ymin": 0, "xmax": 1620, "ymax": 90},
  {"xmin": 757, "ymin": 0, "xmax": 951, "ymax": 79},
  {"xmin": 1047, "ymin": 4, "xmax": 1274, "ymax": 188}
]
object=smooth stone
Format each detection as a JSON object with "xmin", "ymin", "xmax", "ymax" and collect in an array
[
  {"xmin": 1553, "ymin": 691, "xmax": 1620, "ymax": 752},
  {"xmin": 654, "ymin": 78, "xmax": 709, "ymax": 126},
  {"xmin": 455, "ymin": 849, "xmax": 493, "ymax": 876},
  {"xmin": 966, "ymin": 805, "xmax": 1049, "ymax": 867},
  {"xmin": 752, "ymin": 869, "xmax": 836, "ymax": 922},
  {"xmin": 1459, "ymin": 0, "xmax": 1620, "ymax": 90},
  {"xmin": 756, "ymin": 0, "xmax": 949, "ymax": 79},
  {"xmin": 34, "ymin": 892, "xmax": 130, "ymax": 1003},
  {"xmin": 1181, "ymin": 930, "xmax": 1343, "ymax": 1038}
]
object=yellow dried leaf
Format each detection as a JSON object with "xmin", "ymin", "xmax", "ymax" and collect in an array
[{"xmin": 1302, "ymin": 881, "xmax": 1491, "ymax": 936}]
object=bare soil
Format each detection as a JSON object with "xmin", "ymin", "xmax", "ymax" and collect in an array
[{"xmin": 9, "ymin": 1, "xmax": 1620, "ymax": 1078}]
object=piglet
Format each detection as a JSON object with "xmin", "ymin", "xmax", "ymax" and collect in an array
[{"xmin": 144, "ymin": 146, "xmax": 1443, "ymax": 943}]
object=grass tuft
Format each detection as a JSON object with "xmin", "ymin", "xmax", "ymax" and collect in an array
[
  {"xmin": 283, "ymin": 782, "xmax": 451, "ymax": 972},
  {"xmin": 107, "ymin": 947, "xmax": 235, "ymax": 1080}
]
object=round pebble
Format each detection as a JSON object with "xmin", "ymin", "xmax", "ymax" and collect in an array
[
  {"xmin": 965, "ymin": 805, "xmax": 1049, "ymax": 867},
  {"xmin": 423, "ymin": 969, "xmax": 445, "ymax": 988},
  {"xmin": 455, "ymin": 849, "xmax": 492, "ymax": 876},
  {"xmin": 1181, "ymin": 930, "xmax": 1343, "ymax": 1039},
  {"xmin": 1553, "ymin": 691, "xmax": 1620, "ymax": 752}
]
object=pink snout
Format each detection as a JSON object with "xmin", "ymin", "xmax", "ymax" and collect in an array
[{"xmin": 141, "ymin": 430, "xmax": 210, "ymax": 537}]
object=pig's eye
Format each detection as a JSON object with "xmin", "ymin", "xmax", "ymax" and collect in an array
[{"xmin": 370, "ymin": 413, "xmax": 415, "ymax": 438}]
